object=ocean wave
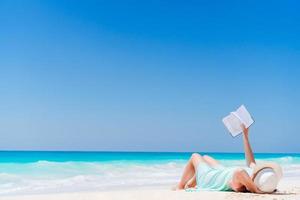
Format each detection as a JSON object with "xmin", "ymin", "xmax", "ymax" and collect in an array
[
  {"xmin": 218, "ymin": 156, "xmax": 300, "ymax": 166},
  {"xmin": 0, "ymin": 161, "xmax": 184, "ymax": 195}
]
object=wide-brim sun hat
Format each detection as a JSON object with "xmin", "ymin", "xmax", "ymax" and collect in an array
[{"xmin": 252, "ymin": 162, "xmax": 283, "ymax": 193}]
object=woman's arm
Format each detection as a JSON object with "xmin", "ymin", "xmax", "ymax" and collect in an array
[
  {"xmin": 233, "ymin": 170, "xmax": 262, "ymax": 193},
  {"xmin": 242, "ymin": 125, "xmax": 256, "ymax": 167}
]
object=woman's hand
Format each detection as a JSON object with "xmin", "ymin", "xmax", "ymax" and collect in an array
[{"xmin": 184, "ymin": 175, "xmax": 196, "ymax": 189}]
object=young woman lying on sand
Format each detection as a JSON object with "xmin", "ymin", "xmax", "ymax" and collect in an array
[{"xmin": 175, "ymin": 125, "xmax": 282, "ymax": 194}]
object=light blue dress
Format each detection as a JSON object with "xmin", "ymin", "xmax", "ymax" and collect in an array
[{"xmin": 191, "ymin": 162, "xmax": 252, "ymax": 191}]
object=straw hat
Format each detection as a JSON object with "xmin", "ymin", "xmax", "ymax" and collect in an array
[{"xmin": 251, "ymin": 162, "xmax": 283, "ymax": 193}]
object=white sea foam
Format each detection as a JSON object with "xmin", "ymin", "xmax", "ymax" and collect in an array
[
  {"xmin": 0, "ymin": 157, "xmax": 299, "ymax": 195},
  {"xmin": 0, "ymin": 161, "xmax": 185, "ymax": 195}
]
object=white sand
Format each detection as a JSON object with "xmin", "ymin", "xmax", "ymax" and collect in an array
[{"xmin": 1, "ymin": 180, "xmax": 299, "ymax": 200}]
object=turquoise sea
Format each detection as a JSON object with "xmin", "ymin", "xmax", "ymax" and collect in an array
[{"xmin": 0, "ymin": 151, "xmax": 299, "ymax": 195}]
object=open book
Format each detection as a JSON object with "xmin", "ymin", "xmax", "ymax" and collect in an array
[{"xmin": 222, "ymin": 105, "xmax": 254, "ymax": 137}]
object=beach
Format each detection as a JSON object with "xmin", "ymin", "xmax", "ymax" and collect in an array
[
  {"xmin": 1, "ymin": 180, "xmax": 300, "ymax": 200},
  {"xmin": 0, "ymin": 152, "xmax": 299, "ymax": 200}
]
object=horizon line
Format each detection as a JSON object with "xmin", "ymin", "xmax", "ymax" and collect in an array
[{"xmin": 0, "ymin": 150, "xmax": 299, "ymax": 154}]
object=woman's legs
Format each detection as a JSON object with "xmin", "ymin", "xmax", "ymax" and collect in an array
[
  {"xmin": 176, "ymin": 153, "xmax": 203, "ymax": 190},
  {"xmin": 202, "ymin": 155, "xmax": 221, "ymax": 168}
]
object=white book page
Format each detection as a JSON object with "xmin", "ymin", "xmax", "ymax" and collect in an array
[
  {"xmin": 235, "ymin": 105, "xmax": 254, "ymax": 128},
  {"xmin": 222, "ymin": 113, "xmax": 242, "ymax": 137},
  {"xmin": 222, "ymin": 105, "xmax": 254, "ymax": 137}
]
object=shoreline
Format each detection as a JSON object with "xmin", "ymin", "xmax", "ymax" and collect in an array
[{"xmin": 1, "ymin": 180, "xmax": 299, "ymax": 200}]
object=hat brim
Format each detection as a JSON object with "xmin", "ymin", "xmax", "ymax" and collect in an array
[{"xmin": 252, "ymin": 162, "xmax": 283, "ymax": 180}]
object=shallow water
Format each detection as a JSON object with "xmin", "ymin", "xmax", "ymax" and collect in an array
[{"xmin": 0, "ymin": 151, "xmax": 299, "ymax": 195}]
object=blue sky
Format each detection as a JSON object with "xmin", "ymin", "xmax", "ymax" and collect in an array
[{"xmin": 0, "ymin": 0, "xmax": 299, "ymax": 153}]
